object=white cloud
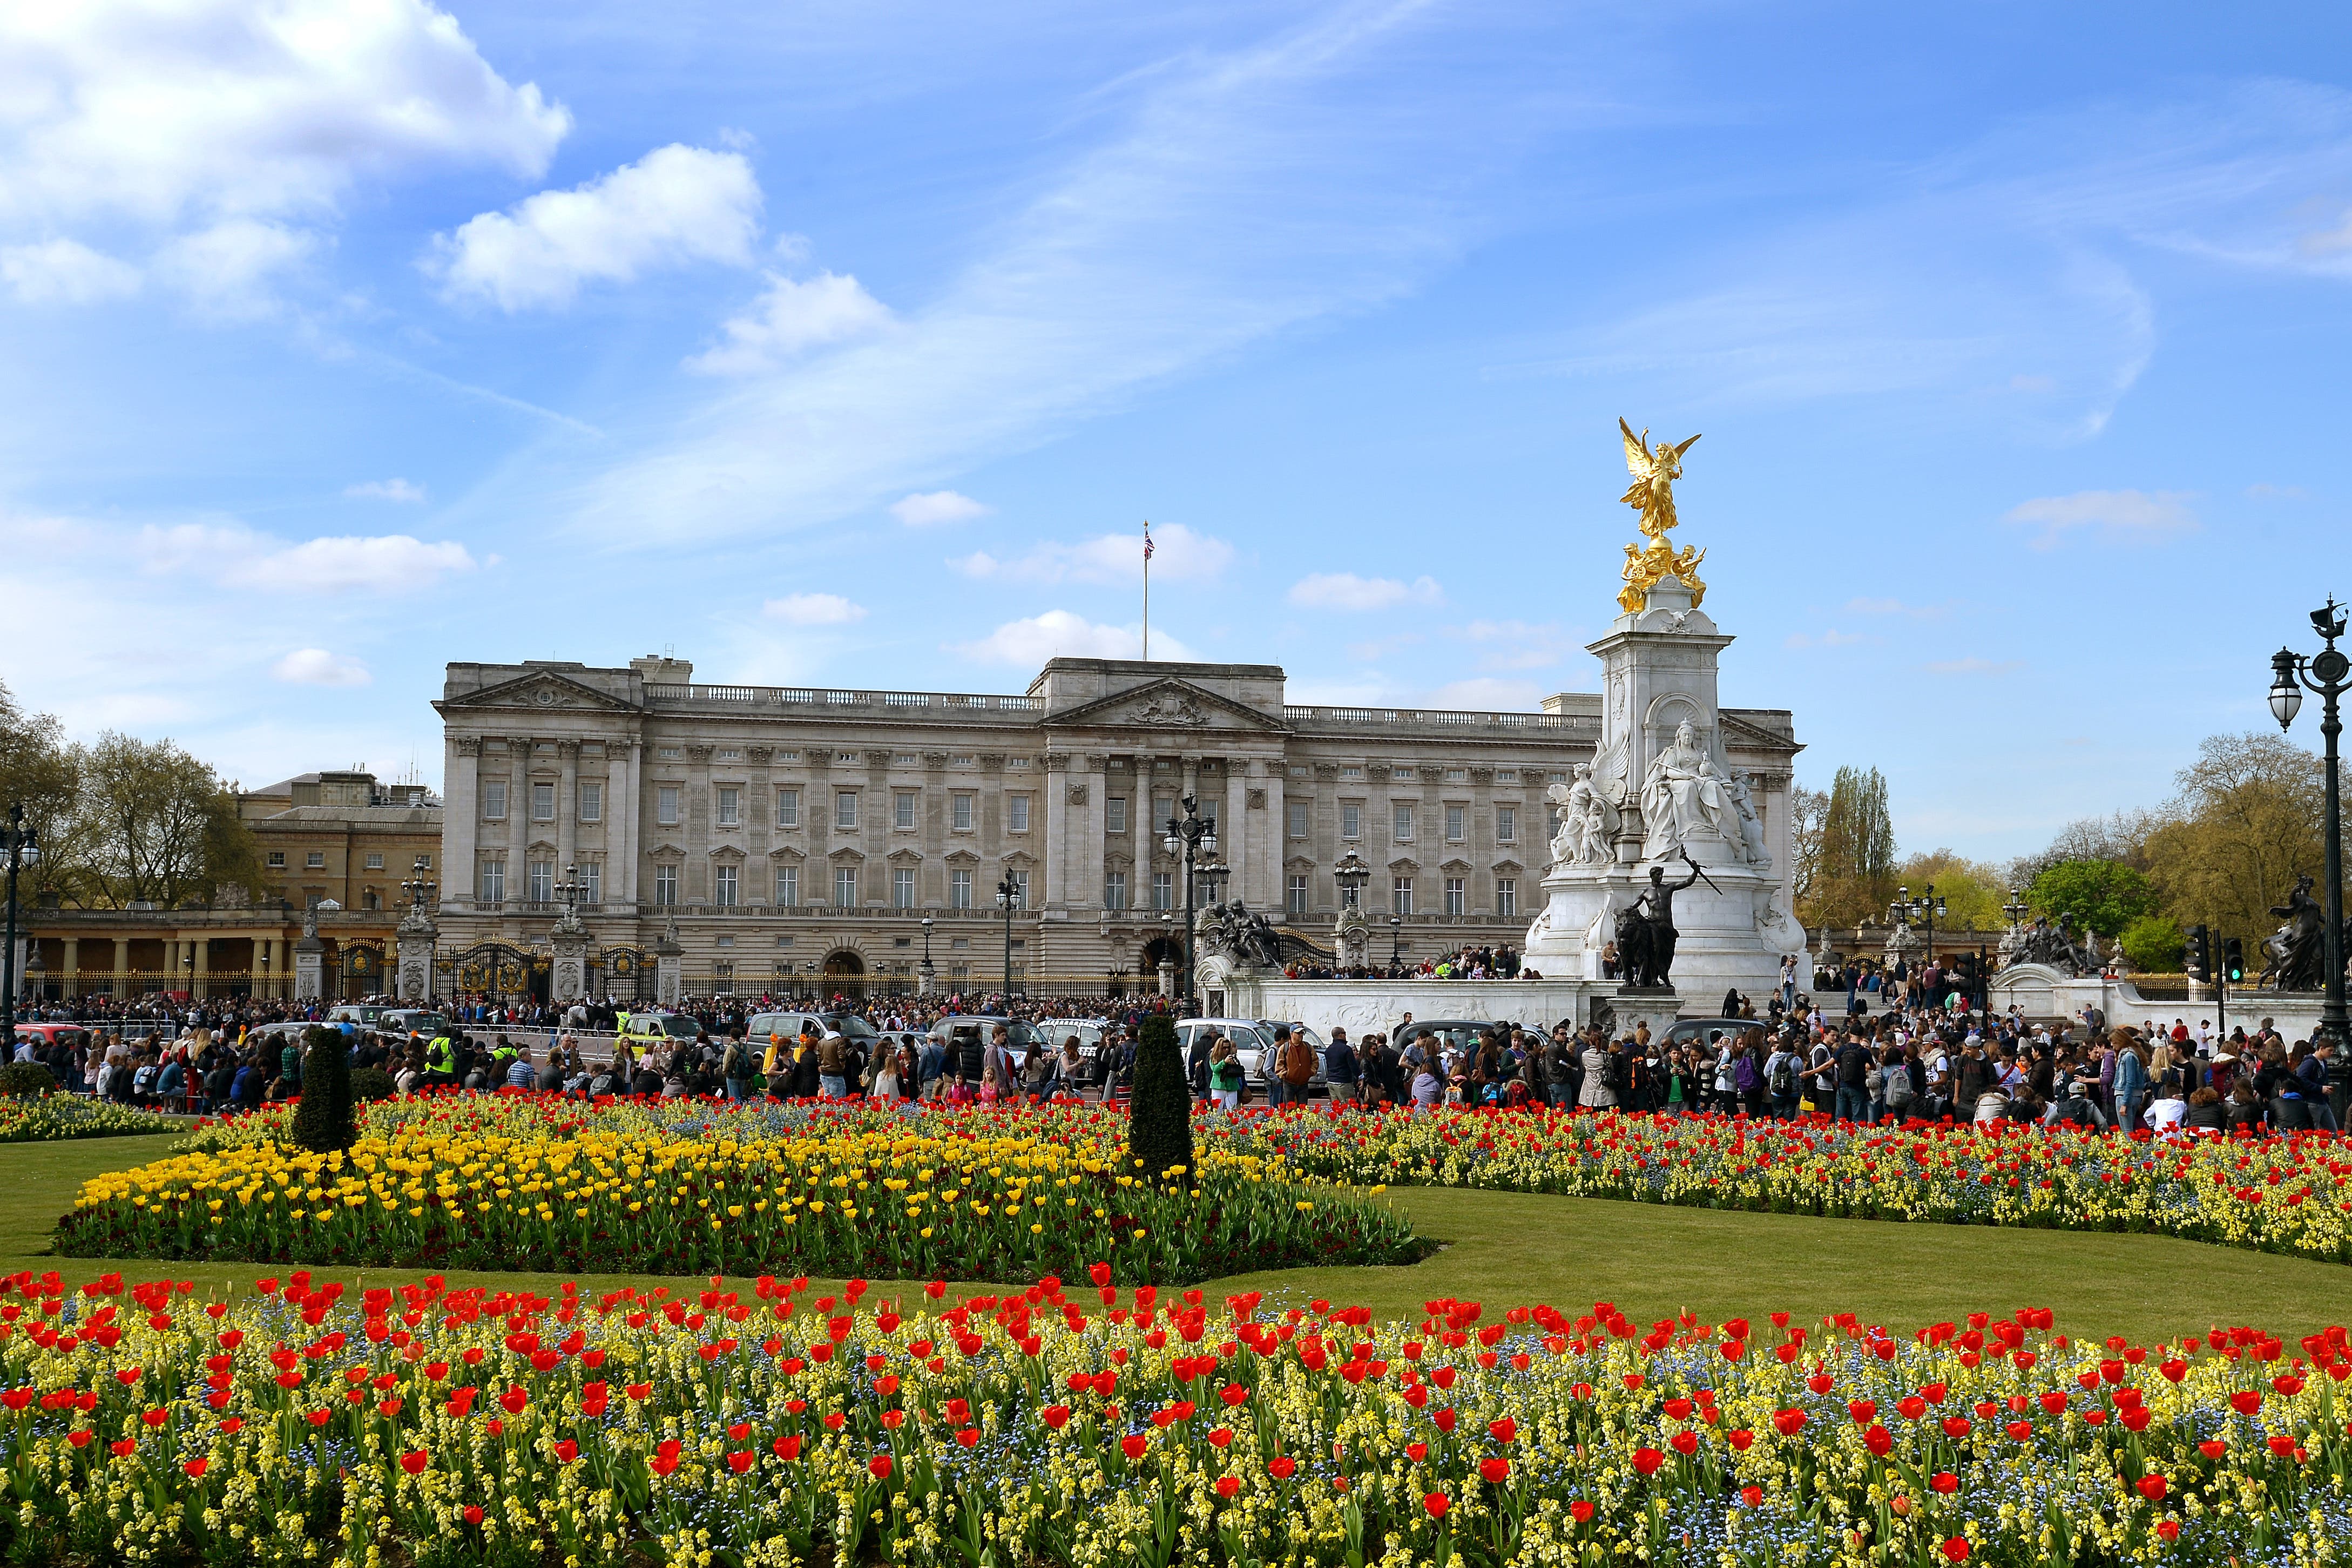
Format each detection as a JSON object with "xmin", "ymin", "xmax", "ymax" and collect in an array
[
  {"xmin": 431, "ymin": 144, "xmax": 761, "ymax": 311},
  {"xmin": 1461, "ymin": 618, "xmax": 1573, "ymax": 670},
  {"xmin": 951, "ymin": 522, "xmax": 1230, "ymax": 586},
  {"xmin": 272, "ymin": 648, "xmax": 371, "ymax": 687},
  {"xmin": 345, "ymin": 479, "xmax": 426, "ymax": 503},
  {"xmin": 763, "ymin": 592, "xmax": 867, "ymax": 626},
  {"xmin": 151, "ymin": 219, "xmax": 314, "ymax": 318},
  {"xmin": 1345, "ymin": 631, "xmax": 1423, "ymax": 663},
  {"xmin": 1, "ymin": 238, "xmax": 140, "ymax": 303},
  {"xmin": 1428, "ymin": 677, "xmax": 1539, "ymax": 711},
  {"xmin": 0, "ymin": 0, "xmax": 569, "ymax": 228},
  {"xmin": 1786, "ymin": 628, "xmax": 1868, "ymax": 649},
  {"xmin": 1288, "ymin": 572, "xmax": 1442, "ymax": 611},
  {"xmin": 687, "ymin": 272, "xmax": 893, "ymax": 375},
  {"xmin": 890, "ymin": 490, "xmax": 992, "ymax": 528},
  {"xmin": 140, "ymin": 522, "xmax": 476, "ymax": 594},
  {"xmin": 2004, "ymin": 489, "xmax": 2197, "ymax": 549},
  {"xmin": 952, "ymin": 610, "xmax": 1195, "ymax": 665}
]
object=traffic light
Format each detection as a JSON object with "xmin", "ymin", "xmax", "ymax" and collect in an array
[
  {"xmin": 2184, "ymin": 924, "xmax": 2209, "ymax": 983},
  {"xmin": 2223, "ymin": 937, "xmax": 2245, "ymax": 985}
]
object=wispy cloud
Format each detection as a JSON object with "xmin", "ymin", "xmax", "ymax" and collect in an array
[
  {"xmin": 2004, "ymin": 489, "xmax": 2196, "ymax": 549},
  {"xmin": 763, "ymin": 592, "xmax": 867, "ymax": 626},
  {"xmin": 954, "ymin": 523, "xmax": 1229, "ymax": 586},
  {"xmin": 1786, "ymin": 628, "xmax": 1868, "ymax": 650},
  {"xmin": 345, "ymin": 478, "xmax": 426, "ymax": 503},
  {"xmin": 890, "ymin": 491, "xmax": 992, "ymax": 528},
  {"xmin": 952, "ymin": 610, "xmax": 1194, "ymax": 665},
  {"xmin": 686, "ymin": 271, "xmax": 893, "ymax": 375},
  {"xmin": 272, "ymin": 648, "xmax": 371, "ymax": 687},
  {"xmin": 1289, "ymin": 572, "xmax": 1442, "ymax": 611},
  {"xmin": 567, "ymin": 1, "xmax": 1506, "ymax": 546},
  {"xmin": 139, "ymin": 522, "xmax": 477, "ymax": 593}
]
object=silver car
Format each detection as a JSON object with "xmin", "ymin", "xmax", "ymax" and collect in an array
[{"xmin": 1177, "ymin": 1018, "xmax": 1326, "ymax": 1090}]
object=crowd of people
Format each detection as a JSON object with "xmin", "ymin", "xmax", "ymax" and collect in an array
[{"xmin": 1282, "ymin": 943, "xmax": 1538, "ymax": 982}]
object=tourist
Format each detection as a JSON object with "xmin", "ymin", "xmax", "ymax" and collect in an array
[
  {"xmin": 1208, "ymin": 1038, "xmax": 1244, "ymax": 1110},
  {"xmin": 2184, "ymin": 1085, "xmax": 2227, "ymax": 1133},
  {"xmin": 2110, "ymin": 1032, "xmax": 2149, "ymax": 1134},
  {"xmin": 2300, "ymin": 1041, "xmax": 2340, "ymax": 1133},
  {"xmin": 1322, "ymin": 1028, "xmax": 1359, "ymax": 1107},
  {"xmin": 1408, "ymin": 1053, "xmax": 1443, "ymax": 1112},
  {"xmin": 505, "ymin": 1045, "xmax": 535, "ymax": 1090},
  {"xmin": 1578, "ymin": 1033, "xmax": 1618, "ymax": 1110},
  {"xmin": 2144, "ymin": 1080, "xmax": 2190, "ymax": 1137},
  {"xmin": 1764, "ymin": 1035, "xmax": 1802, "ymax": 1119}
]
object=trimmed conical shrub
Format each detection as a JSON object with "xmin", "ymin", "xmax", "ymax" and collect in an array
[
  {"xmin": 291, "ymin": 1026, "xmax": 356, "ymax": 1153},
  {"xmin": 1126, "ymin": 1011, "xmax": 1194, "ymax": 1187}
]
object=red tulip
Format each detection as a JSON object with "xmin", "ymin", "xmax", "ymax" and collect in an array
[
  {"xmin": 1120, "ymin": 1434, "xmax": 1148, "ymax": 1461},
  {"xmin": 868, "ymin": 1454, "xmax": 894, "ymax": 1481},
  {"xmin": 1423, "ymin": 1492, "xmax": 1450, "ymax": 1518},
  {"xmin": 1569, "ymin": 1499, "xmax": 1594, "ymax": 1523},
  {"xmin": 1940, "ymin": 1542, "xmax": 1969, "ymax": 1563},
  {"xmin": 1631, "ymin": 1446, "xmax": 1665, "ymax": 1477},
  {"xmin": 1268, "ymin": 1456, "xmax": 1295, "ymax": 1479},
  {"xmin": 2137, "ymin": 1475, "xmax": 2167, "ymax": 1502},
  {"xmin": 1214, "ymin": 1475, "xmax": 1239, "ymax": 1499},
  {"xmin": 400, "ymin": 1450, "xmax": 428, "ymax": 1475},
  {"xmin": 183, "ymin": 1458, "xmax": 207, "ymax": 1479},
  {"xmin": 1478, "ymin": 1457, "xmax": 1510, "ymax": 1484}
]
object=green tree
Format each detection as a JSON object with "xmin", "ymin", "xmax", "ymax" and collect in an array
[
  {"xmin": 2142, "ymin": 731, "xmax": 2332, "ymax": 943},
  {"xmin": 2118, "ymin": 914, "xmax": 2185, "ymax": 975},
  {"xmin": 1804, "ymin": 766, "xmax": 1896, "ymax": 928},
  {"xmin": 1787, "ymin": 785, "xmax": 1828, "ymax": 915},
  {"xmin": 74, "ymin": 732, "xmax": 268, "ymax": 908},
  {"xmin": 1891, "ymin": 849, "xmax": 2007, "ymax": 934},
  {"xmin": 2026, "ymin": 859, "xmax": 2157, "ymax": 938},
  {"xmin": 290, "ymin": 1026, "xmax": 356, "ymax": 1153},
  {"xmin": 0, "ymin": 680, "xmax": 82, "ymax": 905},
  {"xmin": 1126, "ymin": 1012, "xmax": 1194, "ymax": 1188}
]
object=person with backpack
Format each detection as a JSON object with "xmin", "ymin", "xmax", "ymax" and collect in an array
[
  {"xmin": 1323, "ymin": 1028, "xmax": 1360, "ymax": 1108},
  {"xmin": 722, "ymin": 1036, "xmax": 751, "ymax": 1102},
  {"xmin": 1881, "ymin": 1046, "xmax": 1917, "ymax": 1122},
  {"xmin": 1833, "ymin": 1031, "xmax": 1873, "ymax": 1123},
  {"xmin": 1734, "ymin": 1031, "xmax": 1765, "ymax": 1117},
  {"xmin": 1579, "ymin": 1033, "xmax": 1619, "ymax": 1110},
  {"xmin": 1765, "ymin": 1035, "xmax": 1802, "ymax": 1119},
  {"xmin": 1270, "ymin": 1025, "xmax": 1316, "ymax": 1107},
  {"xmin": 1545, "ymin": 1027, "xmax": 1581, "ymax": 1108}
]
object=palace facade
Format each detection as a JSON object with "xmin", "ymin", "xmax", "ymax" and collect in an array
[{"xmin": 431, "ymin": 654, "xmax": 1799, "ymax": 998}]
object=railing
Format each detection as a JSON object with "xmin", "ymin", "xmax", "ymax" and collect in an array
[
  {"xmin": 645, "ymin": 683, "xmax": 1035, "ymax": 714},
  {"xmin": 1282, "ymin": 705, "xmax": 1581, "ymax": 731}
]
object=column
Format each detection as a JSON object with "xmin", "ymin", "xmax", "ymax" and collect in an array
[
  {"xmin": 60, "ymin": 937, "xmax": 77, "ymax": 999},
  {"xmin": 507, "ymin": 735, "xmax": 532, "ymax": 905},
  {"xmin": 264, "ymin": 936, "xmax": 283, "ymax": 999},
  {"xmin": 1262, "ymin": 761, "xmax": 1287, "ymax": 914},
  {"xmin": 1043, "ymin": 752, "xmax": 1074, "ymax": 909},
  {"xmin": 557, "ymin": 739, "xmax": 580, "ymax": 882},
  {"xmin": 1224, "ymin": 762, "xmax": 1249, "ymax": 907},
  {"xmin": 112, "ymin": 937, "xmax": 128, "ymax": 1000},
  {"xmin": 192, "ymin": 935, "xmax": 209, "ymax": 999},
  {"xmin": 607, "ymin": 745, "xmax": 632, "ymax": 909},
  {"xmin": 445, "ymin": 737, "xmax": 480, "ymax": 911},
  {"xmin": 1081, "ymin": 754, "xmax": 1107, "ymax": 911},
  {"xmin": 621, "ymin": 741, "xmax": 642, "ymax": 909}
]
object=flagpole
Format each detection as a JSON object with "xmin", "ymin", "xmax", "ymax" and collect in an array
[{"xmin": 1142, "ymin": 520, "xmax": 1151, "ymax": 662}]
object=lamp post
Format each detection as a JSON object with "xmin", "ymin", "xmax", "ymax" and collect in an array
[
  {"xmin": 2270, "ymin": 595, "xmax": 2349, "ymax": 1119},
  {"xmin": 1162, "ymin": 796, "xmax": 1217, "ymax": 1012},
  {"xmin": 0, "ymin": 806, "xmax": 32, "ymax": 1056},
  {"xmin": 1890, "ymin": 883, "xmax": 1946, "ymax": 985},
  {"xmin": 1389, "ymin": 914, "xmax": 1403, "ymax": 969},
  {"xmin": 1334, "ymin": 847, "xmax": 1370, "ymax": 910},
  {"xmin": 919, "ymin": 915, "xmax": 936, "ymax": 994},
  {"xmin": 553, "ymin": 865, "xmax": 584, "ymax": 920},
  {"xmin": 401, "ymin": 857, "xmax": 440, "ymax": 920},
  {"xmin": 995, "ymin": 873, "xmax": 1022, "ymax": 998}
]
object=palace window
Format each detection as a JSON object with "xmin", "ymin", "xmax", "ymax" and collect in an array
[
  {"xmin": 895, "ymin": 791, "xmax": 917, "ymax": 829},
  {"xmin": 836, "ymin": 792, "xmax": 858, "ymax": 829},
  {"xmin": 893, "ymin": 867, "xmax": 916, "ymax": 908},
  {"xmin": 1152, "ymin": 871, "xmax": 1173, "ymax": 910},
  {"xmin": 479, "ymin": 860, "xmax": 505, "ymax": 902},
  {"xmin": 835, "ymin": 867, "xmax": 859, "ymax": 906},
  {"xmin": 657, "ymin": 786, "xmax": 680, "ymax": 826},
  {"xmin": 483, "ymin": 780, "xmax": 507, "ymax": 820},
  {"xmin": 267, "ymin": 851, "xmax": 285, "ymax": 868},
  {"xmin": 529, "ymin": 861, "xmax": 553, "ymax": 903},
  {"xmin": 1445, "ymin": 805, "xmax": 1465, "ymax": 842},
  {"xmin": 583, "ymin": 862, "xmax": 600, "ymax": 904},
  {"xmin": 1106, "ymin": 796, "xmax": 1127, "ymax": 833},
  {"xmin": 1391, "ymin": 876, "xmax": 1413, "ymax": 915},
  {"xmin": 580, "ymin": 782, "xmax": 603, "ymax": 822},
  {"xmin": 364, "ymin": 852, "xmax": 384, "ymax": 870},
  {"xmin": 1288, "ymin": 801, "xmax": 1309, "ymax": 838},
  {"xmin": 1497, "ymin": 806, "xmax": 1515, "ymax": 843},
  {"xmin": 1104, "ymin": 870, "xmax": 1128, "ymax": 910},
  {"xmin": 951, "ymin": 794, "xmax": 974, "ymax": 832},
  {"xmin": 717, "ymin": 787, "xmax": 740, "ymax": 827},
  {"xmin": 774, "ymin": 866, "xmax": 799, "ymax": 907},
  {"xmin": 1341, "ymin": 803, "xmax": 1361, "ymax": 840},
  {"xmin": 1444, "ymin": 877, "xmax": 1465, "ymax": 916},
  {"xmin": 950, "ymin": 869, "xmax": 973, "ymax": 908},
  {"xmin": 714, "ymin": 864, "xmax": 738, "ymax": 907},
  {"xmin": 532, "ymin": 782, "xmax": 555, "ymax": 820},
  {"xmin": 306, "ymin": 851, "xmax": 325, "ymax": 869},
  {"xmin": 1007, "ymin": 796, "xmax": 1030, "ymax": 833},
  {"xmin": 654, "ymin": 865, "xmax": 677, "ymax": 906},
  {"xmin": 1288, "ymin": 874, "xmax": 1308, "ymax": 915},
  {"xmin": 775, "ymin": 788, "xmax": 799, "ymax": 827},
  {"xmin": 1393, "ymin": 803, "xmax": 1413, "ymax": 842},
  {"xmin": 1497, "ymin": 878, "xmax": 1516, "ymax": 917}
]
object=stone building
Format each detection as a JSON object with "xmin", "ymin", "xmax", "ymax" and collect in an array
[{"xmin": 432, "ymin": 654, "xmax": 1799, "ymax": 1000}]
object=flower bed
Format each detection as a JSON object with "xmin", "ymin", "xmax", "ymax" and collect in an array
[
  {"xmin": 0, "ymin": 1268, "xmax": 2343, "ymax": 1566},
  {"xmin": 1221, "ymin": 1104, "xmax": 2352, "ymax": 1265},
  {"xmin": 0, "ymin": 1096, "xmax": 181, "ymax": 1144},
  {"xmin": 59, "ymin": 1122, "xmax": 1425, "ymax": 1284}
]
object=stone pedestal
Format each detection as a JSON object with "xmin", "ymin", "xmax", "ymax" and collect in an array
[
  {"xmin": 1600, "ymin": 985, "xmax": 1685, "ymax": 1044},
  {"xmin": 293, "ymin": 938, "xmax": 325, "ymax": 1003},
  {"xmin": 655, "ymin": 921, "xmax": 684, "ymax": 1009},
  {"xmin": 395, "ymin": 914, "xmax": 437, "ymax": 1003},
  {"xmin": 1157, "ymin": 960, "xmax": 1174, "ymax": 998},
  {"xmin": 1332, "ymin": 907, "xmax": 1370, "ymax": 969},
  {"xmin": 551, "ymin": 920, "xmax": 590, "ymax": 1005}
]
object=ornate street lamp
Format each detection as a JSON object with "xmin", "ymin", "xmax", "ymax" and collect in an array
[
  {"xmin": 995, "ymin": 873, "xmax": 1022, "ymax": 997},
  {"xmin": 1389, "ymin": 914, "xmax": 1403, "ymax": 968},
  {"xmin": 1890, "ymin": 883, "xmax": 1947, "ymax": 975},
  {"xmin": 0, "ymin": 805, "xmax": 35, "ymax": 1057},
  {"xmin": 919, "ymin": 914, "xmax": 936, "ymax": 993},
  {"xmin": 1162, "ymin": 796, "xmax": 1216, "ymax": 1011},
  {"xmin": 1333, "ymin": 847, "xmax": 1371, "ymax": 909},
  {"xmin": 2270, "ymin": 595, "xmax": 2349, "ymax": 1118},
  {"xmin": 553, "ymin": 865, "xmax": 585, "ymax": 919}
]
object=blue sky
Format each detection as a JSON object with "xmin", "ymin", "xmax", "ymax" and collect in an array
[{"xmin": 4, "ymin": 0, "xmax": 2350, "ymax": 861}]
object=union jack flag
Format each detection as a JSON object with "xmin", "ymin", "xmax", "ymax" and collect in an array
[{"xmin": 1143, "ymin": 524, "xmax": 1154, "ymax": 561}]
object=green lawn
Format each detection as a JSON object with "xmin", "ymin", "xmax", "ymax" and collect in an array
[{"xmin": 6, "ymin": 1134, "xmax": 2346, "ymax": 1347}]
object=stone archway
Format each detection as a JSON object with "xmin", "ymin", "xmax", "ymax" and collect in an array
[{"xmin": 820, "ymin": 948, "xmax": 867, "ymax": 1002}]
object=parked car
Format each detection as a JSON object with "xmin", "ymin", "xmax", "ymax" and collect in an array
[
  {"xmin": 380, "ymin": 1009, "xmax": 449, "ymax": 1039},
  {"xmin": 617, "ymin": 1011, "xmax": 705, "ymax": 1049},
  {"xmin": 9, "ymin": 1022, "xmax": 91, "ymax": 1053},
  {"xmin": 745, "ymin": 1011, "xmax": 882, "ymax": 1047},
  {"xmin": 1389, "ymin": 1019, "xmax": 1510, "ymax": 1064},
  {"xmin": 1655, "ymin": 1018, "xmax": 1762, "ymax": 1055},
  {"xmin": 325, "ymin": 1005, "xmax": 389, "ymax": 1031}
]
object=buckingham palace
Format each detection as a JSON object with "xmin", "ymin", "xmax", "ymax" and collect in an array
[{"xmin": 430, "ymin": 652, "xmax": 1799, "ymax": 998}]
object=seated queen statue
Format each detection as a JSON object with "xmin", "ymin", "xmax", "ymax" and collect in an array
[{"xmin": 1641, "ymin": 719, "xmax": 1732, "ymax": 854}]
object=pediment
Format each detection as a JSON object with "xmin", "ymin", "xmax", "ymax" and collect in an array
[
  {"xmin": 884, "ymin": 847, "xmax": 924, "ymax": 866},
  {"xmin": 436, "ymin": 670, "xmax": 639, "ymax": 716},
  {"xmin": 1720, "ymin": 711, "xmax": 1801, "ymax": 755},
  {"xmin": 1046, "ymin": 678, "xmax": 1289, "ymax": 734}
]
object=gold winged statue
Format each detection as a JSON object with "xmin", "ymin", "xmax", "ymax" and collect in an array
[{"xmin": 1614, "ymin": 417, "xmax": 1707, "ymax": 612}]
